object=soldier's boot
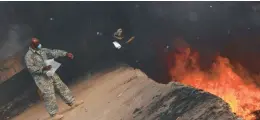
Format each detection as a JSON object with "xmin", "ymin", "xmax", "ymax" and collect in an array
[
  {"xmin": 51, "ymin": 114, "xmax": 64, "ymax": 120},
  {"xmin": 69, "ymin": 100, "xmax": 84, "ymax": 108}
]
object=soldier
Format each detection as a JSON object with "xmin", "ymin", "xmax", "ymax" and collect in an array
[
  {"xmin": 24, "ymin": 38, "xmax": 83, "ymax": 120},
  {"xmin": 111, "ymin": 28, "xmax": 142, "ymax": 68},
  {"xmin": 113, "ymin": 28, "xmax": 135, "ymax": 46}
]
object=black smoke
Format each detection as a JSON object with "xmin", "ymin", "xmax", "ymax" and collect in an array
[
  {"xmin": 1, "ymin": 1, "xmax": 260, "ymax": 83},
  {"xmin": 1, "ymin": 2, "xmax": 260, "ymax": 119}
]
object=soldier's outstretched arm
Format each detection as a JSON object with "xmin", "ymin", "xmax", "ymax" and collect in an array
[
  {"xmin": 43, "ymin": 48, "xmax": 68, "ymax": 59},
  {"xmin": 25, "ymin": 56, "xmax": 45, "ymax": 74}
]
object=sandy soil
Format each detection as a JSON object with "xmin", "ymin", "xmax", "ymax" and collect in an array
[{"xmin": 12, "ymin": 67, "xmax": 171, "ymax": 120}]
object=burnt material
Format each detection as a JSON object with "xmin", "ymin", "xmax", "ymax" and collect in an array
[
  {"xmin": 133, "ymin": 82, "xmax": 239, "ymax": 120},
  {"xmin": 0, "ymin": 69, "xmax": 39, "ymax": 120}
]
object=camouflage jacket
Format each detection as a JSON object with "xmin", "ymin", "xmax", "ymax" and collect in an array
[{"xmin": 25, "ymin": 47, "xmax": 67, "ymax": 76}]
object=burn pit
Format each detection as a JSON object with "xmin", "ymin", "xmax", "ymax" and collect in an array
[{"xmin": 165, "ymin": 39, "xmax": 260, "ymax": 120}]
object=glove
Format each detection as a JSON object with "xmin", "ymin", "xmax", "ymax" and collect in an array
[
  {"xmin": 113, "ymin": 41, "xmax": 122, "ymax": 49},
  {"xmin": 42, "ymin": 65, "xmax": 52, "ymax": 71},
  {"xmin": 66, "ymin": 53, "xmax": 74, "ymax": 59}
]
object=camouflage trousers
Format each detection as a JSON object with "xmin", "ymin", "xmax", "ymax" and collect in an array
[{"xmin": 34, "ymin": 73, "xmax": 75, "ymax": 116}]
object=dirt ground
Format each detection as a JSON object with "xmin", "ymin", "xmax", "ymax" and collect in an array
[
  {"xmin": 12, "ymin": 67, "xmax": 171, "ymax": 120},
  {"xmin": 11, "ymin": 66, "xmax": 239, "ymax": 120}
]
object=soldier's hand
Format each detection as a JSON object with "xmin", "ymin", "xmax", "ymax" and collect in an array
[
  {"xmin": 66, "ymin": 53, "xmax": 74, "ymax": 59},
  {"xmin": 42, "ymin": 65, "xmax": 52, "ymax": 71}
]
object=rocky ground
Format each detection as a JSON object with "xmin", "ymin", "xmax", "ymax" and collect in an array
[{"xmin": 11, "ymin": 67, "xmax": 239, "ymax": 120}]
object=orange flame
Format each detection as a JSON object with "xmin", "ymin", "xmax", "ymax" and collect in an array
[{"xmin": 167, "ymin": 45, "xmax": 260, "ymax": 120}]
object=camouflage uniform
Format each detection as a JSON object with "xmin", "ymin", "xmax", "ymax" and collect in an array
[{"xmin": 25, "ymin": 47, "xmax": 75, "ymax": 116}]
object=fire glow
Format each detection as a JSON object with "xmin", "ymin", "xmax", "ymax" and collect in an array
[{"xmin": 167, "ymin": 45, "xmax": 260, "ymax": 120}]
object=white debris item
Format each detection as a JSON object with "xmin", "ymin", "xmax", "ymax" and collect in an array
[
  {"xmin": 44, "ymin": 59, "xmax": 61, "ymax": 77},
  {"xmin": 112, "ymin": 41, "xmax": 122, "ymax": 49}
]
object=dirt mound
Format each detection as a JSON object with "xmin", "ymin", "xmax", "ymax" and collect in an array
[{"xmin": 12, "ymin": 67, "xmax": 238, "ymax": 120}]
